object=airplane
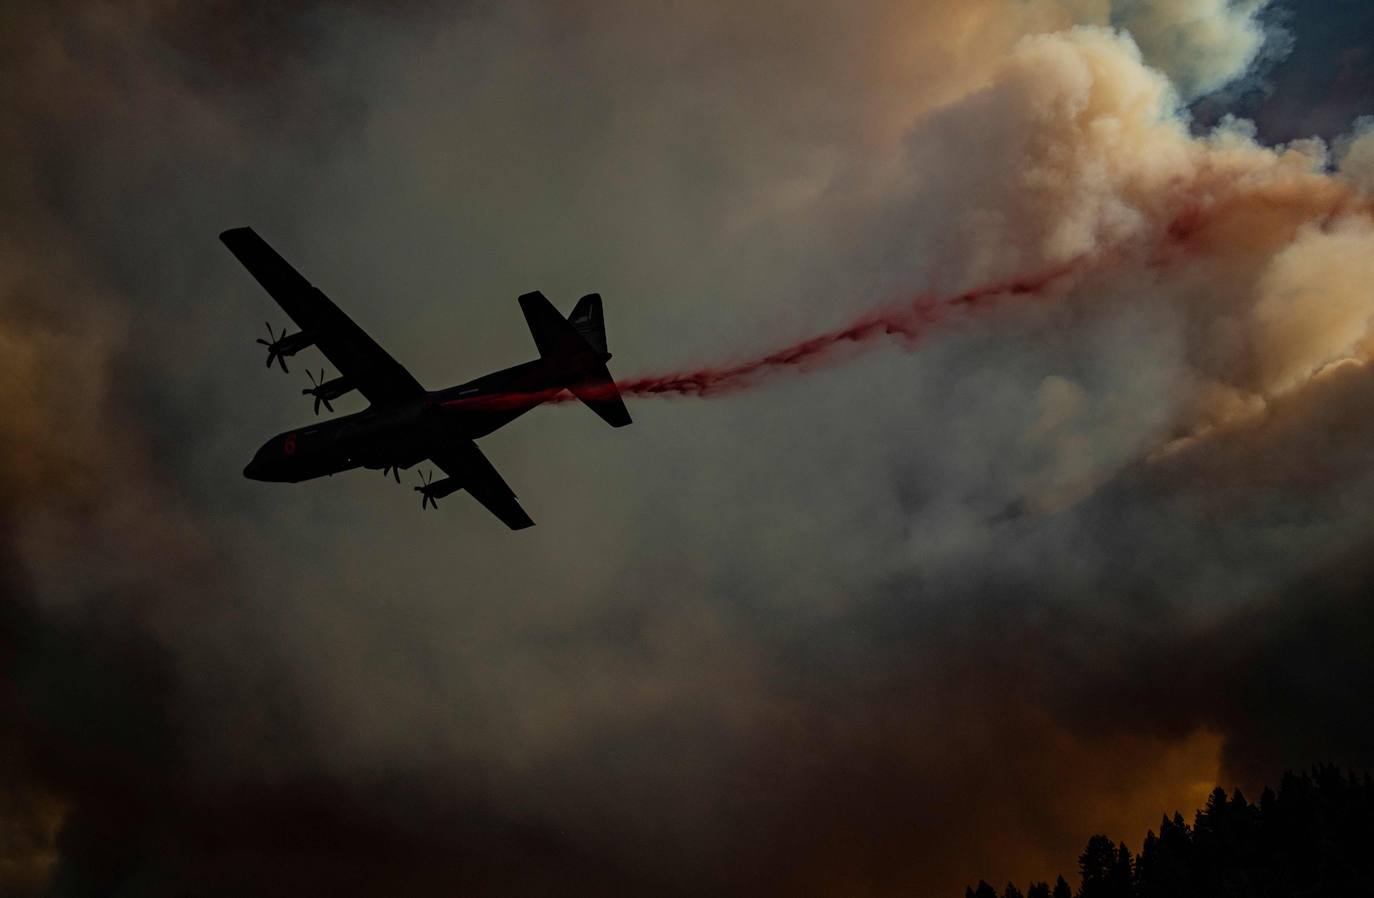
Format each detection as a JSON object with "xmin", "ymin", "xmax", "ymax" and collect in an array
[{"xmin": 222, "ymin": 227, "xmax": 631, "ymax": 529}]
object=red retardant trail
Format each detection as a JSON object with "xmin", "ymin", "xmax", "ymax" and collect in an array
[
  {"xmin": 612, "ymin": 261, "xmax": 1080, "ymax": 401},
  {"xmin": 446, "ymin": 260, "xmax": 1083, "ymax": 413}
]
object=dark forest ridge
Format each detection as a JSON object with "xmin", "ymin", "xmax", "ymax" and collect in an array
[{"xmin": 965, "ymin": 766, "xmax": 1374, "ymax": 898}]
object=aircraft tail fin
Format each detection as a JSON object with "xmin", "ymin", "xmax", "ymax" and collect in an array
[
  {"xmin": 518, "ymin": 291, "xmax": 631, "ymax": 428},
  {"xmin": 568, "ymin": 293, "xmax": 607, "ymax": 354}
]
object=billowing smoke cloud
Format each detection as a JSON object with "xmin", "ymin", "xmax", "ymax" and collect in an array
[
  {"xmin": 1337, "ymin": 118, "xmax": 1374, "ymax": 192},
  {"xmin": 1106, "ymin": 0, "xmax": 1278, "ymax": 99},
  {"xmin": 519, "ymin": 20, "xmax": 1373, "ymax": 451},
  {"xmin": 4, "ymin": 2, "xmax": 1374, "ymax": 897}
]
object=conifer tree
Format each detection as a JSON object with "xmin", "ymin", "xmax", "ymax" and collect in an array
[
  {"xmin": 966, "ymin": 880, "xmax": 997, "ymax": 898},
  {"xmin": 1078, "ymin": 834, "xmax": 1117, "ymax": 898},
  {"xmin": 960, "ymin": 767, "xmax": 1374, "ymax": 897}
]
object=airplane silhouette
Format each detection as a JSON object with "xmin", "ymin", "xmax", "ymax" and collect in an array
[{"xmin": 223, "ymin": 227, "xmax": 631, "ymax": 529}]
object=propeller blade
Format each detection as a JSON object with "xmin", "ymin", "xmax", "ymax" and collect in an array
[
  {"xmin": 414, "ymin": 469, "xmax": 441, "ymax": 509},
  {"xmin": 322, "ymin": 397, "xmax": 333, "ymax": 413}
]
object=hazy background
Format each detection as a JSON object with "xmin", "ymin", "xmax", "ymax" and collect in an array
[{"xmin": 3, "ymin": 1, "xmax": 1374, "ymax": 895}]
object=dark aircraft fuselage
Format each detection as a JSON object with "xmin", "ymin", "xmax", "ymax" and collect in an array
[
  {"xmin": 243, "ymin": 358, "xmax": 561, "ymax": 483},
  {"xmin": 223, "ymin": 224, "xmax": 630, "ymax": 527}
]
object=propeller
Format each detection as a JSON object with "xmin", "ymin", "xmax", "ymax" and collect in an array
[
  {"xmin": 302, "ymin": 368, "xmax": 334, "ymax": 415},
  {"xmin": 256, "ymin": 321, "xmax": 290, "ymax": 373},
  {"xmin": 382, "ymin": 465, "xmax": 401, "ymax": 483},
  {"xmin": 414, "ymin": 468, "xmax": 438, "ymax": 510}
]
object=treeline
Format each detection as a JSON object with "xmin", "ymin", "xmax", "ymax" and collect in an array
[{"xmin": 965, "ymin": 765, "xmax": 1374, "ymax": 898}]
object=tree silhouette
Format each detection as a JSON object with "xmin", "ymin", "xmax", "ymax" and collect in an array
[
  {"xmin": 1078, "ymin": 834, "xmax": 1119, "ymax": 898},
  {"xmin": 961, "ymin": 766, "xmax": 1374, "ymax": 898},
  {"xmin": 1110, "ymin": 842, "xmax": 1134, "ymax": 897}
]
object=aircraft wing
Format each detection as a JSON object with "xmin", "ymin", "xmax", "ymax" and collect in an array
[
  {"xmin": 220, "ymin": 227, "xmax": 426, "ymax": 407},
  {"xmin": 431, "ymin": 440, "xmax": 535, "ymax": 530}
]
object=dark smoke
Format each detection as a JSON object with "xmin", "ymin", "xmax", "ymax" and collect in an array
[{"xmin": 5, "ymin": 4, "xmax": 1374, "ymax": 898}]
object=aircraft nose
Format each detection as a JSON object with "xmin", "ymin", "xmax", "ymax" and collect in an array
[{"xmin": 243, "ymin": 460, "xmax": 261, "ymax": 480}]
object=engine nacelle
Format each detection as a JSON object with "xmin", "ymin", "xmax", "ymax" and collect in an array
[{"xmin": 415, "ymin": 473, "xmax": 465, "ymax": 509}]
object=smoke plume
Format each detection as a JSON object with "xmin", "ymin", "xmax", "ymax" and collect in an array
[{"xmin": 4, "ymin": 2, "xmax": 1374, "ymax": 897}]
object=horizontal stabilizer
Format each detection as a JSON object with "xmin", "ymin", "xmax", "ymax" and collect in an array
[
  {"xmin": 519, "ymin": 291, "xmax": 586, "ymax": 362},
  {"xmin": 570, "ymin": 366, "xmax": 631, "ymax": 428}
]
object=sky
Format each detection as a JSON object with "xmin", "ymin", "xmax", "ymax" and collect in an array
[{"xmin": 3, "ymin": 1, "xmax": 1374, "ymax": 895}]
